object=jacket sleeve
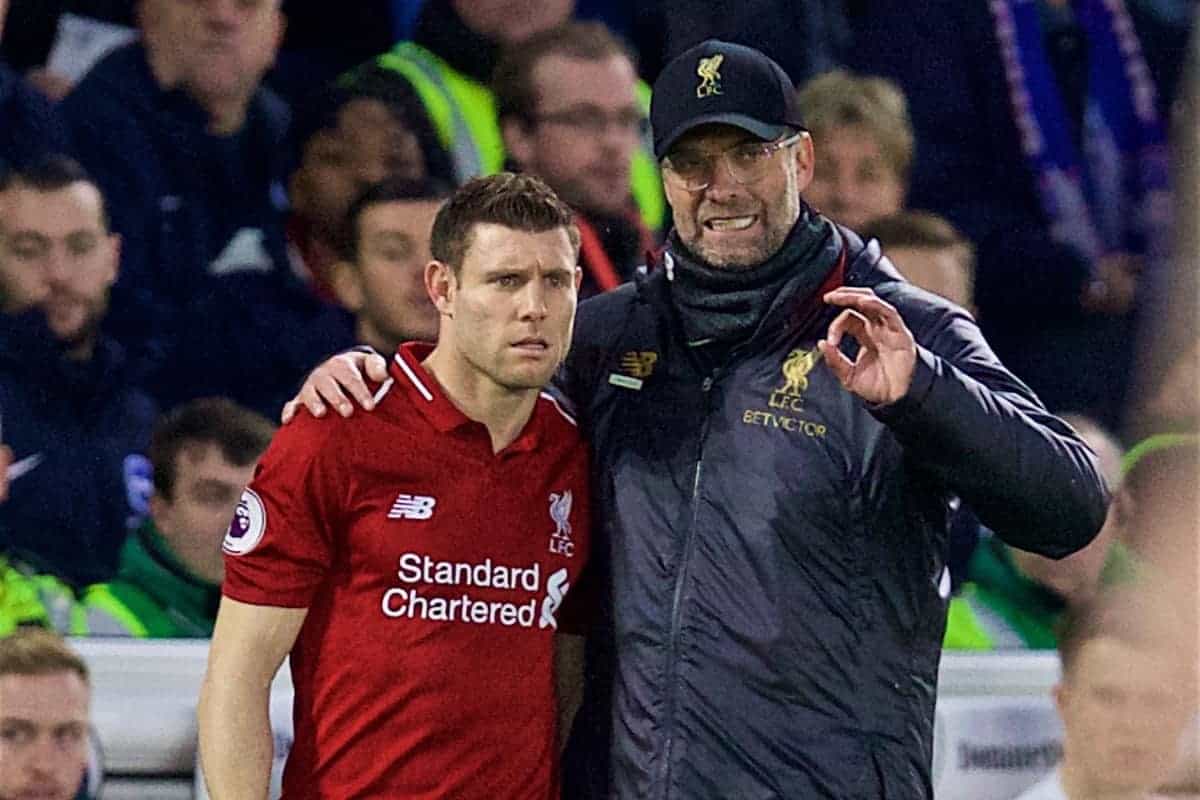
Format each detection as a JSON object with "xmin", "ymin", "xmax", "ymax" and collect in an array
[{"xmin": 869, "ymin": 293, "xmax": 1109, "ymax": 558}]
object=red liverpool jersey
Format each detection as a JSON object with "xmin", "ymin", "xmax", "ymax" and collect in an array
[{"xmin": 222, "ymin": 342, "xmax": 592, "ymax": 800}]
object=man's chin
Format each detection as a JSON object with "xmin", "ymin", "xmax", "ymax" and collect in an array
[
  {"xmin": 695, "ymin": 244, "xmax": 767, "ymax": 270},
  {"xmin": 499, "ymin": 363, "xmax": 558, "ymax": 393}
]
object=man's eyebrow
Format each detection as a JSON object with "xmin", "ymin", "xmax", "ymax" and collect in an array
[
  {"xmin": 672, "ymin": 136, "xmax": 758, "ymax": 157},
  {"xmin": 7, "ymin": 231, "xmax": 50, "ymax": 243},
  {"xmin": 0, "ymin": 717, "xmax": 37, "ymax": 728},
  {"xmin": 193, "ymin": 477, "xmax": 241, "ymax": 492},
  {"xmin": 371, "ymin": 231, "xmax": 415, "ymax": 243}
]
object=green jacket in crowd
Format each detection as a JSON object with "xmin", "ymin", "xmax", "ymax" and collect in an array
[
  {"xmin": 944, "ymin": 535, "xmax": 1134, "ymax": 650},
  {"xmin": 79, "ymin": 521, "xmax": 220, "ymax": 638}
]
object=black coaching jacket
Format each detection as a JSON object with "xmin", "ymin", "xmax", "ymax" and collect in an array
[{"xmin": 559, "ymin": 224, "xmax": 1108, "ymax": 799}]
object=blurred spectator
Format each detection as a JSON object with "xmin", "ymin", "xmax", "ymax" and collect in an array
[
  {"xmin": 0, "ymin": 627, "xmax": 91, "ymax": 800},
  {"xmin": 629, "ymin": 0, "xmax": 850, "ymax": 87},
  {"xmin": 861, "ymin": 210, "xmax": 976, "ymax": 314},
  {"xmin": 494, "ymin": 22, "xmax": 655, "ymax": 297},
  {"xmin": 0, "ymin": 157, "xmax": 155, "ymax": 586},
  {"xmin": 345, "ymin": 0, "xmax": 571, "ymax": 183},
  {"xmin": 60, "ymin": 0, "xmax": 350, "ymax": 417},
  {"xmin": 851, "ymin": 1, "xmax": 1192, "ymax": 428},
  {"xmin": 0, "ymin": 0, "xmax": 73, "ymax": 168},
  {"xmin": 795, "ymin": 69, "xmax": 912, "ymax": 231},
  {"xmin": 1110, "ymin": 434, "xmax": 1198, "ymax": 593},
  {"xmin": 80, "ymin": 397, "xmax": 274, "ymax": 637},
  {"xmin": 343, "ymin": 0, "xmax": 666, "ymax": 232},
  {"xmin": 944, "ymin": 414, "xmax": 1127, "ymax": 649},
  {"xmin": 1131, "ymin": 336, "xmax": 1199, "ymax": 438},
  {"xmin": 1014, "ymin": 585, "xmax": 1197, "ymax": 799},
  {"xmin": 328, "ymin": 178, "xmax": 447, "ymax": 353},
  {"xmin": 287, "ymin": 81, "xmax": 450, "ymax": 301}
]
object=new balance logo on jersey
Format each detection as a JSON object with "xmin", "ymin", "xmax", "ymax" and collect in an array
[{"xmin": 388, "ymin": 494, "xmax": 437, "ymax": 520}]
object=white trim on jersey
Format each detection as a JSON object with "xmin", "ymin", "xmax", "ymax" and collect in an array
[
  {"xmin": 372, "ymin": 378, "xmax": 395, "ymax": 406},
  {"xmin": 395, "ymin": 354, "xmax": 433, "ymax": 402},
  {"xmin": 540, "ymin": 391, "xmax": 577, "ymax": 427}
]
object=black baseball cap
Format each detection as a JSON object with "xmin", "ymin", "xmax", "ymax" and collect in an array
[{"xmin": 650, "ymin": 40, "xmax": 805, "ymax": 159}]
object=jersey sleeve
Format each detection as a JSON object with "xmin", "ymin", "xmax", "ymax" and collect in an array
[{"xmin": 221, "ymin": 413, "xmax": 348, "ymax": 608}]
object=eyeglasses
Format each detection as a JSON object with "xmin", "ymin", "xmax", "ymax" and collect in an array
[
  {"xmin": 532, "ymin": 106, "xmax": 648, "ymax": 137},
  {"xmin": 661, "ymin": 133, "xmax": 802, "ymax": 191}
]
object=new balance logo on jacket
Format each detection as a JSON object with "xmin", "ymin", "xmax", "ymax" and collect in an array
[{"xmin": 388, "ymin": 494, "xmax": 436, "ymax": 520}]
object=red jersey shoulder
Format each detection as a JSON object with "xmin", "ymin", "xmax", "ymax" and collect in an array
[
  {"xmin": 256, "ymin": 407, "xmax": 352, "ymax": 470},
  {"xmin": 221, "ymin": 410, "xmax": 349, "ymax": 559}
]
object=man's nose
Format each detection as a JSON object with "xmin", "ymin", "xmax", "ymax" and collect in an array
[
  {"xmin": 703, "ymin": 156, "xmax": 743, "ymax": 200},
  {"xmin": 26, "ymin": 733, "xmax": 63, "ymax": 776},
  {"xmin": 517, "ymin": 281, "xmax": 549, "ymax": 320},
  {"xmin": 42, "ymin": 245, "xmax": 72, "ymax": 286}
]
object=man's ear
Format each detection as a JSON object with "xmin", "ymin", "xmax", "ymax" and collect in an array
[
  {"xmin": 1052, "ymin": 682, "xmax": 1067, "ymax": 719},
  {"xmin": 502, "ymin": 116, "xmax": 536, "ymax": 168},
  {"xmin": 105, "ymin": 233, "xmax": 122, "ymax": 287},
  {"xmin": 794, "ymin": 130, "xmax": 816, "ymax": 191},
  {"xmin": 329, "ymin": 261, "xmax": 365, "ymax": 313},
  {"xmin": 426, "ymin": 260, "xmax": 455, "ymax": 318}
]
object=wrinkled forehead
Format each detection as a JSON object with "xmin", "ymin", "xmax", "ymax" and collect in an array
[
  {"xmin": 668, "ymin": 123, "xmax": 766, "ymax": 156},
  {"xmin": 0, "ymin": 182, "xmax": 108, "ymax": 235}
]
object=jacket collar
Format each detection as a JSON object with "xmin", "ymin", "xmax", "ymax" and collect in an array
[{"xmin": 639, "ymin": 214, "xmax": 850, "ymax": 347}]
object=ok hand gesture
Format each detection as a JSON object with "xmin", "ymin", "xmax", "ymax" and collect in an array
[{"xmin": 817, "ymin": 288, "xmax": 917, "ymax": 406}]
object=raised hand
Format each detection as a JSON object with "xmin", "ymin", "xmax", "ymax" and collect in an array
[
  {"xmin": 281, "ymin": 351, "xmax": 391, "ymax": 424},
  {"xmin": 817, "ymin": 287, "xmax": 917, "ymax": 406}
]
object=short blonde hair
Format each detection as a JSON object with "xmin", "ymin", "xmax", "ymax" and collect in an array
[
  {"xmin": 796, "ymin": 70, "xmax": 915, "ymax": 183},
  {"xmin": 0, "ymin": 628, "xmax": 89, "ymax": 685}
]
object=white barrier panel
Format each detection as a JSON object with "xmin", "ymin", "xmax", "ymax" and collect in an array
[
  {"xmin": 933, "ymin": 696, "xmax": 1062, "ymax": 799},
  {"xmin": 71, "ymin": 640, "xmax": 1066, "ymax": 798}
]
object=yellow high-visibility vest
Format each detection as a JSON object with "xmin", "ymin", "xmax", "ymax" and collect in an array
[{"xmin": 364, "ymin": 42, "xmax": 666, "ymax": 232}]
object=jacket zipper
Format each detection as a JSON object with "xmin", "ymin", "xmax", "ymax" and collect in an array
[{"xmin": 658, "ymin": 371, "xmax": 716, "ymax": 798}]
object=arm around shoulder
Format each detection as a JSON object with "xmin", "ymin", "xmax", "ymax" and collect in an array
[{"xmin": 198, "ymin": 596, "xmax": 307, "ymax": 800}]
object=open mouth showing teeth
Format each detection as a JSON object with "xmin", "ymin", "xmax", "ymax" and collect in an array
[{"xmin": 705, "ymin": 216, "xmax": 756, "ymax": 232}]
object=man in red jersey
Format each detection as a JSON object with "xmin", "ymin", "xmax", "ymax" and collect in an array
[{"xmin": 197, "ymin": 172, "xmax": 591, "ymax": 800}]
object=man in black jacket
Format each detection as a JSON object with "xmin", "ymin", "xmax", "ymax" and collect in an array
[
  {"xmin": 0, "ymin": 157, "xmax": 155, "ymax": 586},
  {"xmin": 284, "ymin": 41, "xmax": 1108, "ymax": 800}
]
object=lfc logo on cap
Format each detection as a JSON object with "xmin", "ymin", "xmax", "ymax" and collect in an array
[{"xmin": 696, "ymin": 54, "xmax": 724, "ymax": 98}]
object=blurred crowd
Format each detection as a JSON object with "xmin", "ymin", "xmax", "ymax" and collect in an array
[{"xmin": 0, "ymin": 1, "xmax": 1195, "ymax": 798}]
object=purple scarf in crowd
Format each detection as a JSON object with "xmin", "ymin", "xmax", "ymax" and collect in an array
[{"xmin": 989, "ymin": 0, "xmax": 1171, "ymax": 266}]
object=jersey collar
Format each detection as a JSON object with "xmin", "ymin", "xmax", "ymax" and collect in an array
[{"xmin": 390, "ymin": 342, "xmax": 545, "ymax": 454}]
